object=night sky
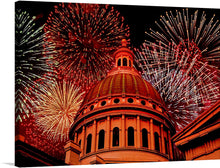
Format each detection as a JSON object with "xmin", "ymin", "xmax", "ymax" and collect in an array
[{"xmin": 15, "ymin": 1, "xmax": 220, "ymax": 48}]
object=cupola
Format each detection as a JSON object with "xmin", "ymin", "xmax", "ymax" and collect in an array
[{"xmin": 115, "ymin": 39, "xmax": 134, "ymax": 68}]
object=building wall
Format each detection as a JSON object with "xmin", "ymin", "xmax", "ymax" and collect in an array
[{"xmin": 72, "ymin": 113, "xmax": 174, "ymax": 164}]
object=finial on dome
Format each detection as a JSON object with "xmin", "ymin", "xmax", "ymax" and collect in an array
[{"xmin": 121, "ymin": 39, "xmax": 127, "ymax": 47}]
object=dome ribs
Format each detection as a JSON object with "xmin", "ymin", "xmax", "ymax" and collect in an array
[
  {"xmin": 81, "ymin": 73, "xmax": 165, "ymax": 107},
  {"xmin": 112, "ymin": 74, "xmax": 123, "ymax": 94},
  {"xmin": 97, "ymin": 78, "xmax": 105, "ymax": 98},
  {"xmin": 125, "ymin": 74, "xmax": 136, "ymax": 94},
  {"xmin": 143, "ymin": 80, "xmax": 150, "ymax": 97},
  {"xmin": 131, "ymin": 74, "xmax": 139, "ymax": 95},
  {"xmin": 122, "ymin": 74, "xmax": 125, "ymax": 93},
  {"xmin": 100, "ymin": 76, "xmax": 112, "ymax": 97},
  {"xmin": 108, "ymin": 75, "xmax": 115, "ymax": 95}
]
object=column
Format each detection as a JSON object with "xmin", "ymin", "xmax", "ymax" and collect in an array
[
  {"xmin": 168, "ymin": 130, "xmax": 173, "ymax": 160},
  {"xmin": 185, "ymin": 150, "xmax": 189, "ymax": 160},
  {"xmin": 106, "ymin": 116, "xmax": 110, "ymax": 149},
  {"xmin": 150, "ymin": 119, "xmax": 154, "ymax": 150},
  {"xmin": 80, "ymin": 125, "xmax": 86, "ymax": 156},
  {"xmin": 160, "ymin": 124, "xmax": 165, "ymax": 153},
  {"xmin": 91, "ymin": 120, "xmax": 97, "ymax": 153},
  {"xmin": 188, "ymin": 149, "xmax": 192, "ymax": 160},
  {"xmin": 121, "ymin": 114, "xmax": 125, "ymax": 147},
  {"xmin": 137, "ymin": 116, "xmax": 141, "ymax": 148},
  {"xmin": 187, "ymin": 149, "xmax": 191, "ymax": 160}
]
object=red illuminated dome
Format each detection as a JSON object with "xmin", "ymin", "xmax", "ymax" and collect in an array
[
  {"xmin": 66, "ymin": 39, "xmax": 175, "ymax": 165},
  {"xmin": 80, "ymin": 39, "xmax": 164, "ymax": 110},
  {"xmin": 83, "ymin": 73, "xmax": 164, "ymax": 107}
]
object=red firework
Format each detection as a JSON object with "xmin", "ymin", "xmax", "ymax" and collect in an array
[{"xmin": 44, "ymin": 3, "xmax": 130, "ymax": 91}]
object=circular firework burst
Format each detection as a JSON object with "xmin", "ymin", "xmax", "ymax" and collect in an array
[
  {"xmin": 34, "ymin": 79, "xmax": 84, "ymax": 142},
  {"xmin": 135, "ymin": 43, "xmax": 220, "ymax": 131},
  {"xmin": 15, "ymin": 9, "xmax": 52, "ymax": 122},
  {"xmin": 146, "ymin": 9, "xmax": 220, "ymax": 71},
  {"xmin": 44, "ymin": 3, "xmax": 130, "ymax": 90}
]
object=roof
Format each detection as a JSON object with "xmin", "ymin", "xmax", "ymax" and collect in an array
[
  {"xmin": 79, "ymin": 38, "xmax": 165, "ymax": 110},
  {"xmin": 81, "ymin": 72, "xmax": 164, "ymax": 107},
  {"xmin": 172, "ymin": 100, "xmax": 220, "ymax": 147}
]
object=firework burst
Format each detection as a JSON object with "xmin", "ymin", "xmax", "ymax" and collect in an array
[
  {"xmin": 35, "ymin": 79, "xmax": 84, "ymax": 142},
  {"xmin": 15, "ymin": 9, "xmax": 52, "ymax": 122},
  {"xmin": 44, "ymin": 3, "xmax": 130, "ymax": 90},
  {"xmin": 146, "ymin": 9, "xmax": 220, "ymax": 70},
  {"xmin": 135, "ymin": 43, "xmax": 220, "ymax": 130}
]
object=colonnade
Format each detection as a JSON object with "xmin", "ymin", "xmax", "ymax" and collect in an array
[{"xmin": 74, "ymin": 115, "xmax": 173, "ymax": 159}]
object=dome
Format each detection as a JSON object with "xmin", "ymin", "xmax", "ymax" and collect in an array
[
  {"xmin": 68, "ymin": 40, "xmax": 175, "ymax": 165},
  {"xmin": 79, "ymin": 39, "xmax": 165, "ymax": 111},
  {"xmin": 82, "ymin": 72, "xmax": 164, "ymax": 107}
]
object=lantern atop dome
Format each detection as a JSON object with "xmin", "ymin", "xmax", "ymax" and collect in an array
[
  {"xmin": 113, "ymin": 39, "xmax": 134, "ymax": 69},
  {"xmin": 107, "ymin": 39, "xmax": 139, "ymax": 77}
]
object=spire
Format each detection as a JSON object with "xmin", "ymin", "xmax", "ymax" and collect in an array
[{"xmin": 121, "ymin": 39, "xmax": 127, "ymax": 47}]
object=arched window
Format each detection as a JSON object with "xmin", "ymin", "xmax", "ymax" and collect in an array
[
  {"xmin": 118, "ymin": 59, "xmax": 121, "ymax": 66},
  {"xmin": 113, "ymin": 127, "xmax": 119, "ymax": 146},
  {"xmin": 86, "ymin": 134, "xmax": 92, "ymax": 154},
  {"xmin": 142, "ymin": 128, "xmax": 148, "ymax": 148},
  {"xmin": 128, "ymin": 127, "xmax": 134, "ymax": 146},
  {"xmin": 98, "ymin": 130, "xmax": 105, "ymax": 149},
  {"xmin": 129, "ymin": 60, "xmax": 131, "ymax": 67},
  {"xmin": 154, "ymin": 132, "xmax": 160, "ymax": 152},
  {"xmin": 164, "ymin": 138, "xmax": 168, "ymax": 154},
  {"xmin": 123, "ymin": 58, "xmax": 127, "ymax": 66},
  {"xmin": 78, "ymin": 140, "xmax": 81, "ymax": 148}
]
